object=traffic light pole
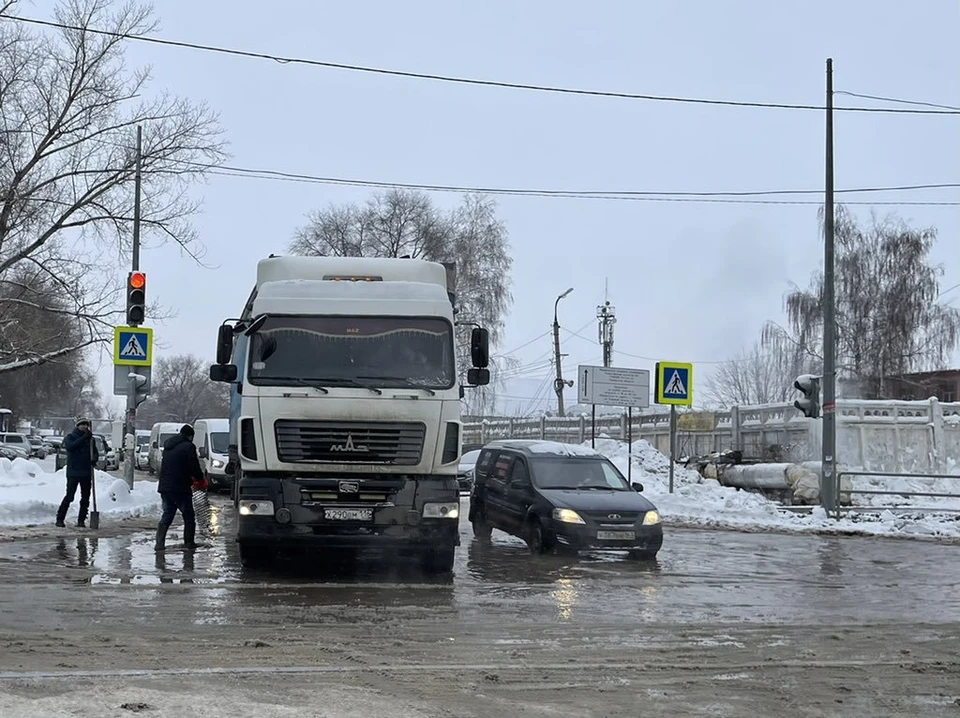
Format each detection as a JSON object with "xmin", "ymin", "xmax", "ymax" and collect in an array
[
  {"xmin": 821, "ymin": 60, "xmax": 837, "ymax": 514},
  {"xmin": 122, "ymin": 125, "xmax": 143, "ymax": 490}
]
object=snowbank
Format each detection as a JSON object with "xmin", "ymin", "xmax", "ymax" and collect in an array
[
  {"xmin": 0, "ymin": 458, "xmax": 161, "ymax": 527},
  {"xmin": 591, "ymin": 437, "xmax": 960, "ymax": 541}
]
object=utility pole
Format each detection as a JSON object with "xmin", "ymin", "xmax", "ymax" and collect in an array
[
  {"xmin": 123, "ymin": 125, "xmax": 143, "ymax": 490},
  {"xmin": 821, "ymin": 59, "xmax": 837, "ymax": 514},
  {"xmin": 553, "ymin": 287, "xmax": 574, "ymax": 416},
  {"xmin": 597, "ymin": 301, "xmax": 616, "ymax": 367}
]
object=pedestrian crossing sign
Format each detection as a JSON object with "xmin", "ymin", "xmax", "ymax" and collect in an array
[
  {"xmin": 114, "ymin": 326, "xmax": 153, "ymax": 366},
  {"xmin": 655, "ymin": 361, "xmax": 693, "ymax": 406}
]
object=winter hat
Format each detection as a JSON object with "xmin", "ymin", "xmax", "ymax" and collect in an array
[
  {"xmin": 75, "ymin": 417, "xmax": 91, "ymax": 427},
  {"xmin": 179, "ymin": 424, "xmax": 195, "ymax": 439}
]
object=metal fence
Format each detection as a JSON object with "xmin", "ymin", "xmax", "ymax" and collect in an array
[{"xmin": 831, "ymin": 470, "xmax": 960, "ymax": 519}]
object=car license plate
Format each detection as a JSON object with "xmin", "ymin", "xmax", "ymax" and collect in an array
[
  {"xmin": 324, "ymin": 509, "xmax": 373, "ymax": 521},
  {"xmin": 597, "ymin": 530, "xmax": 635, "ymax": 541}
]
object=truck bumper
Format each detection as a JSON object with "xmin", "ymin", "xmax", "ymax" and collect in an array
[{"xmin": 237, "ymin": 516, "xmax": 459, "ymax": 552}]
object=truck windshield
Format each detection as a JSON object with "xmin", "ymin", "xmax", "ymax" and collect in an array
[{"xmin": 248, "ymin": 316, "xmax": 456, "ymax": 390}]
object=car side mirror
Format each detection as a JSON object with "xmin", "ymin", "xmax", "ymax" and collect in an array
[
  {"xmin": 632, "ymin": 482, "xmax": 644, "ymax": 492},
  {"xmin": 210, "ymin": 364, "xmax": 238, "ymax": 383},
  {"xmin": 152, "ymin": 442, "xmax": 158, "ymax": 449},
  {"xmin": 198, "ymin": 447, "xmax": 208, "ymax": 459}
]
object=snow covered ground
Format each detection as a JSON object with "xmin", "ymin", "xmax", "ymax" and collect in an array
[
  {"xmin": 594, "ymin": 437, "xmax": 960, "ymax": 541},
  {"xmin": 0, "ymin": 456, "xmax": 161, "ymax": 527}
]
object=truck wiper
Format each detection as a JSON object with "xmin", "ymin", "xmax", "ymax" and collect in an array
[
  {"xmin": 273, "ymin": 377, "xmax": 330, "ymax": 394},
  {"xmin": 312, "ymin": 377, "xmax": 382, "ymax": 395},
  {"xmin": 357, "ymin": 376, "xmax": 436, "ymax": 396}
]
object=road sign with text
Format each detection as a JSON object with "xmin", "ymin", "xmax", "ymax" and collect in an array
[
  {"xmin": 578, "ymin": 365, "xmax": 650, "ymax": 408},
  {"xmin": 114, "ymin": 326, "xmax": 153, "ymax": 366}
]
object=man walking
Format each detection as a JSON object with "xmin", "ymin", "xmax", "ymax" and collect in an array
[
  {"xmin": 56, "ymin": 418, "xmax": 99, "ymax": 528},
  {"xmin": 155, "ymin": 424, "xmax": 206, "ymax": 552}
]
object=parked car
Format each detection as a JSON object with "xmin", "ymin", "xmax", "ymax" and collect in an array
[
  {"xmin": 136, "ymin": 441, "xmax": 150, "ymax": 470},
  {"xmin": 97, "ymin": 435, "xmax": 120, "ymax": 471},
  {"xmin": 26, "ymin": 435, "xmax": 50, "ymax": 459},
  {"xmin": 468, "ymin": 440, "xmax": 663, "ymax": 559},
  {"xmin": 148, "ymin": 422, "xmax": 181, "ymax": 474},
  {"xmin": 194, "ymin": 418, "xmax": 230, "ymax": 492},
  {"xmin": 56, "ymin": 434, "xmax": 109, "ymax": 472},
  {"xmin": 0, "ymin": 433, "xmax": 31, "ymax": 460},
  {"xmin": 457, "ymin": 449, "xmax": 481, "ymax": 493}
]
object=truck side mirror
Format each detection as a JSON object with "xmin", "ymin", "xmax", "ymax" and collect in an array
[
  {"xmin": 216, "ymin": 324, "xmax": 234, "ymax": 365},
  {"xmin": 210, "ymin": 364, "xmax": 238, "ymax": 383},
  {"xmin": 467, "ymin": 368, "xmax": 490, "ymax": 386},
  {"xmin": 471, "ymin": 327, "xmax": 489, "ymax": 368}
]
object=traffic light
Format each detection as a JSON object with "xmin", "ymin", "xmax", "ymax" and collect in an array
[
  {"xmin": 131, "ymin": 371, "xmax": 150, "ymax": 407},
  {"xmin": 794, "ymin": 374, "xmax": 821, "ymax": 418},
  {"xmin": 126, "ymin": 271, "xmax": 146, "ymax": 325}
]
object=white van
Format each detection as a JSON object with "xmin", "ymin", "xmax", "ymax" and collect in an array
[
  {"xmin": 193, "ymin": 418, "xmax": 229, "ymax": 491},
  {"xmin": 148, "ymin": 422, "xmax": 182, "ymax": 474}
]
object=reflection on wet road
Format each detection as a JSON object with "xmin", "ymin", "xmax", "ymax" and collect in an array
[{"xmin": 1, "ymin": 496, "xmax": 958, "ymax": 631}]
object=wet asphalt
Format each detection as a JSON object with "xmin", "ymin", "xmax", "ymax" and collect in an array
[{"xmin": 0, "ymin": 495, "xmax": 958, "ymax": 632}]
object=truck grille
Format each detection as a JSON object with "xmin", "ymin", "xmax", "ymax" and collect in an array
[{"xmin": 274, "ymin": 420, "xmax": 426, "ymax": 465}]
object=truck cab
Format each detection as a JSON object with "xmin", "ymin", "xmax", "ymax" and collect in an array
[{"xmin": 210, "ymin": 256, "xmax": 490, "ymax": 572}]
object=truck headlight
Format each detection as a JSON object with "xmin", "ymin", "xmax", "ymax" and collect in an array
[
  {"xmin": 642, "ymin": 510, "xmax": 661, "ymax": 526},
  {"xmin": 422, "ymin": 502, "xmax": 460, "ymax": 519},
  {"xmin": 238, "ymin": 500, "xmax": 275, "ymax": 516},
  {"xmin": 552, "ymin": 508, "xmax": 585, "ymax": 524}
]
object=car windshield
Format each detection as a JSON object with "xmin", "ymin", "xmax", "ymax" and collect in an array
[
  {"xmin": 460, "ymin": 450, "xmax": 481, "ymax": 465},
  {"xmin": 530, "ymin": 457, "xmax": 631, "ymax": 491},
  {"xmin": 247, "ymin": 315, "xmax": 456, "ymax": 390},
  {"xmin": 4, "ymin": 435, "xmax": 25, "ymax": 444},
  {"xmin": 159, "ymin": 433, "xmax": 176, "ymax": 446},
  {"xmin": 210, "ymin": 432, "xmax": 229, "ymax": 454}
]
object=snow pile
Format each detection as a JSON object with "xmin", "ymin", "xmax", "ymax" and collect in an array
[
  {"xmin": 0, "ymin": 459, "xmax": 161, "ymax": 526},
  {"xmin": 590, "ymin": 437, "xmax": 960, "ymax": 540}
]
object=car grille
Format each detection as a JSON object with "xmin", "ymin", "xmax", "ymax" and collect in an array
[
  {"xmin": 274, "ymin": 420, "xmax": 426, "ymax": 465},
  {"xmin": 581, "ymin": 510, "xmax": 642, "ymax": 527}
]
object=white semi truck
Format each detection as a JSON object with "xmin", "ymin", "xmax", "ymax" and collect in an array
[{"xmin": 209, "ymin": 255, "xmax": 490, "ymax": 572}]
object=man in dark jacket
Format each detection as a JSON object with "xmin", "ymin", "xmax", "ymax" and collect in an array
[
  {"xmin": 56, "ymin": 417, "xmax": 99, "ymax": 528},
  {"xmin": 155, "ymin": 424, "xmax": 206, "ymax": 552}
]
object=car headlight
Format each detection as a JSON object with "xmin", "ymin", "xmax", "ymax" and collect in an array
[
  {"xmin": 642, "ymin": 510, "xmax": 661, "ymax": 526},
  {"xmin": 552, "ymin": 508, "xmax": 585, "ymax": 524},
  {"xmin": 422, "ymin": 502, "xmax": 460, "ymax": 519},
  {"xmin": 238, "ymin": 500, "xmax": 275, "ymax": 516},
  {"xmin": 212, "ymin": 459, "xmax": 225, "ymax": 469}
]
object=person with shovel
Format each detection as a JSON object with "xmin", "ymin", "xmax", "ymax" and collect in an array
[
  {"xmin": 154, "ymin": 424, "xmax": 206, "ymax": 552},
  {"xmin": 55, "ymin": 417, "xmax": 99, "ymax": 528}
]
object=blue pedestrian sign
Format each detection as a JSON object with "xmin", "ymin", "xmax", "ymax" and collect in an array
[
  {"xmin": 114, "ymin": 326, "xmax": 153, "ymax": 367},
  {"xmin": 655, "ymin": 361, "xmax": 693, "ymax": 406}
]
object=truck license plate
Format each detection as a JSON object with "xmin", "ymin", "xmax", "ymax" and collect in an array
[
  {"xmin": 597, "ymin": 530, "xmax": 635, "ymax": 541},
  {"xmin": 324, "ymin": 509, "xmax": 373, "ymax": 521}
]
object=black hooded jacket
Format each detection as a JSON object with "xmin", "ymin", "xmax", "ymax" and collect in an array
[
  {"xmin": 63, "ymin": 427, "xmax": 98, "ymax": 479},
  {"xmin": 157, "ymin": 434, "xmax": 203, "ymax": 494}
]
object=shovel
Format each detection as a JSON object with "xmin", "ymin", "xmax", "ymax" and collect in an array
[{"xmin": 89, "ymin": 437, "xmax": 100, "ymax": 530}]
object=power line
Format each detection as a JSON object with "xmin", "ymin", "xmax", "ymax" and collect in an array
[
  {"xmin": 204, "ymin": 166, "xmax": 960, "ymax": 206},
  {"xmin": 835, "ymin": 90, "xmax": 960, "ymax": 112},
  {"xmin": 9, "ymin": 15, "xmax": 960, "ymax": 116}
]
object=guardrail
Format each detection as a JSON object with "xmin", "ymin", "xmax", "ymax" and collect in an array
[{"xmin": 832, "ymin": 470, "xmax": 960, "ymax": 519}]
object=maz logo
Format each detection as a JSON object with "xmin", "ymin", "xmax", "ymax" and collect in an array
[{"xmin": 330, "ymin": 434, "xmax": 369, "ymax": 452}]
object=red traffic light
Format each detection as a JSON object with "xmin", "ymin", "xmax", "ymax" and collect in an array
[{"xmin": 129, "ymin": 271, "xmax": 146, "ymax": 289}]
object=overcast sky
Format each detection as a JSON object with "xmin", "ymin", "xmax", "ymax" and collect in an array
[{"xmin": 36, "ymin": 0, "xmax": 958, "ymax": 415}]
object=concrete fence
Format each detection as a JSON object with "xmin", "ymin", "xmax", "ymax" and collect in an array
[{"xmin": 463, "ymin": 398, "xmax": 960, "ymax": 474}]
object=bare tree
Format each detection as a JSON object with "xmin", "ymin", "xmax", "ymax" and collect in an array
[
  {"xmin": 136, "ymin": 354, "xmax": 229, "ymax": 425},
  {"xmin": 0, "ymin": 0, "xmax": 226, "ymax": 373},
  {"xmin": 704, "ymin": 337, "xmax": 815, "ymax": 408},
  {"xmin": 763, "ymin": 207, "xmax": 960, "ymax": 398},
  {"xmin": 291, "ymin": 189, "xmax": 513, "ymax": 412}
]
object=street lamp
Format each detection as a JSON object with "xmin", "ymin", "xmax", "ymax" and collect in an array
[{"xmin": 553, "ymin": 287, "xmax": 574, "ymax": 416}]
